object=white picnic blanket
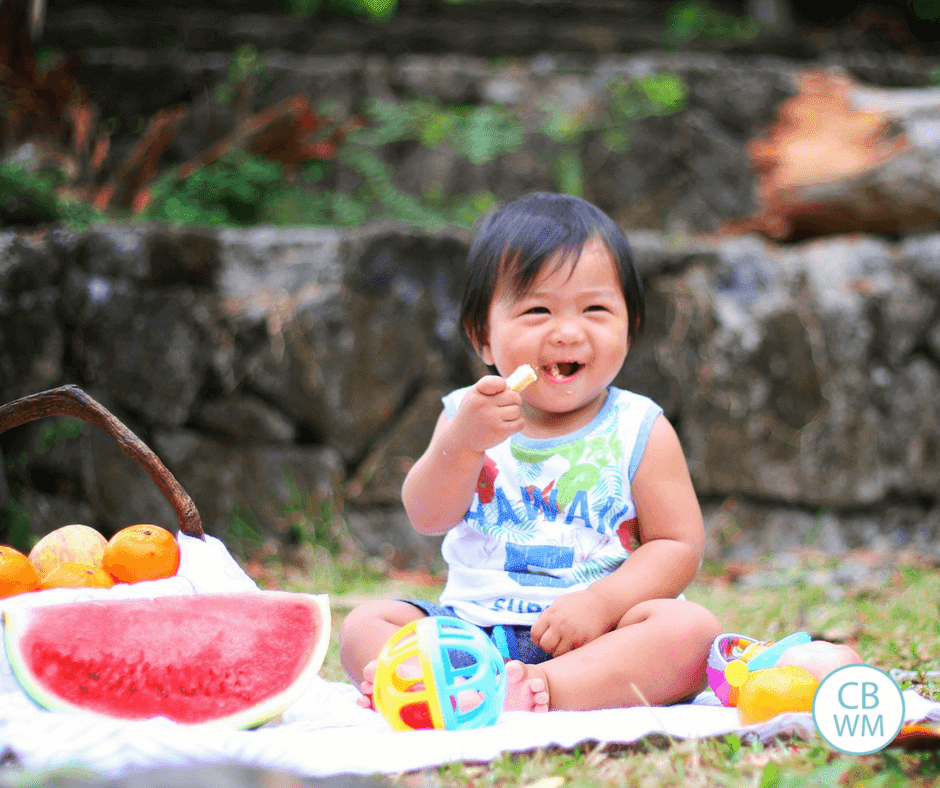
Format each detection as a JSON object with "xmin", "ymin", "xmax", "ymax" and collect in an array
[{"xmin": 2, "ymin": 534, "xmax": 939, "ymax": 779}]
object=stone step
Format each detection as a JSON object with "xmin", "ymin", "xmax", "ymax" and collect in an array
[
  {"xmin": 41, "ymin": 0, "xmax": 936, "ymax": 59},
  {"xmin": 43, "ymin": 0, "xmax": 686, "ymax": 58}
]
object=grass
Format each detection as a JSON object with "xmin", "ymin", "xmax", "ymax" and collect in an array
[{"xmin": 245, "ymin": 546, "xmax": 940, "ymax": 787}]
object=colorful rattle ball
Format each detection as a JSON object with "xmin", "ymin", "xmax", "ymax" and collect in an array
[
  {"xmin": 707, "ymin": 631, "xmax": 811, "ymax": 706},
  {"xmin": 372, "ymin": 616, "xmax": 507, "ymax": 731}
]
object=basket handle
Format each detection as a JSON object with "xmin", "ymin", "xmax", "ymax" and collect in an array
[{"xmin": 0, "ymin": 385, "xmax": 204, "ymax": 538}]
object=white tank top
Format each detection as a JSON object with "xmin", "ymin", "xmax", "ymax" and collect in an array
[{"xmin": 437, "ymin": 386, "xmax": 663, "ymax": 627}]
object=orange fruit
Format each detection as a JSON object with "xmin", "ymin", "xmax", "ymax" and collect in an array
[
  {"xmin": 39, "ymin": 561, "xmax": 115, "ymax": 590},
  {"xmin": 29, "ymin": 524, "xmax": 107, "ymax": 581},
  {"xmin": 0, "ymin": 546, "xmax": 40, "ymax": 597},
  {"xmin": 737, "ymin": 665, "xmax": 820, "ymax": 724},
  {"xmin": 102, "ymin": 524, "xmax": 180, "ymax": 583}
]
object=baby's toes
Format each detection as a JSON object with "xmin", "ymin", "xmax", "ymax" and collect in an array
[{"xmin": 530, "ymin": 683, "xmax": 550, "ymax": 712}]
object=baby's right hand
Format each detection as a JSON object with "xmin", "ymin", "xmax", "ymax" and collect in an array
[{"xmin": 450, "ymin": 375, "xmax": 525, "ymax": 454}]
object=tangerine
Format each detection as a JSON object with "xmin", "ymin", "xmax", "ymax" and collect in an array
[
  {"xmin": 102, "ymin": 524, "xmax": 180, "ymax": 583},
  {"xmin": 39, "ymin": 561, "xmax": 115, "ymax": 590},
  {"xmin": 29, "ymin": 524, "xmax": 107, "ymax": 581},
  {"xmin": 737, "ymin": 665, "xmax": 819, "ymax": 725},
  {"xmin": 0, "ymin": 546, "xmax": 40, "ymax": 597}
]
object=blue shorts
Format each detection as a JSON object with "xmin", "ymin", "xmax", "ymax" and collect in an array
[{"xmin": 399, "ymin": 599, "xmax": 553, "ymax": 665}]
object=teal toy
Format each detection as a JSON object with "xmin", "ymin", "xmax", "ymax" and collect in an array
[{"xmin": 372, "ymin": 616, "xmax": 507, "ymax": 731}]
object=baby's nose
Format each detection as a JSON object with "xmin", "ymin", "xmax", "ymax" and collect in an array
[{"xmin": 550, "ymin": 316, "xmax": 585, "ymax": 344}]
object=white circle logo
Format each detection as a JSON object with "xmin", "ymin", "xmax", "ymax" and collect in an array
[{"xmin": 812, "ymin": 665, "xmax": 905, "ymax": 755}]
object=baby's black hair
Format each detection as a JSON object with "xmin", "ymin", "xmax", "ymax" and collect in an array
[{"xmin": 460, "ymin": 193, "xmax": 645, "ymax": 350}]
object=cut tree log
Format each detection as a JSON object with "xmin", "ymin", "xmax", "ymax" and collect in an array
[{"xmin": 728, "ymin": 68, "xmax": 940, "ymax": 241}]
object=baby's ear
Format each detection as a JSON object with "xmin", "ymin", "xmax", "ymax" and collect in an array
[{"xmin": 466, "ymin": 322, "xmax": 493, "ymax": 365}]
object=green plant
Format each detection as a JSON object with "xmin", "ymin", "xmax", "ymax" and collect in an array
[
  {"xmin": 337, "ymin": 139, "xmax": 494, "ymax": 230},
  {"xmin": 361, "ymin": 96, "xmax": 525, "ymax": 164},
  {"xmin": 540, "ymin": 72, "xmax": 689, "ymax": 196},
  {"xmin": 286, "ymin": 0, "xmax": 398, "ymax": 20},
  {"xmin": 666, "ymin": 0, "xmax": 760, "ymax": 46},
  {"xmin": 0, "ymin": 499, "xmax": 32, "ymax": 554},
  {"xmin": 32, "ymin": 417, "xmax": 84, "ymax": 455},
  {"xmin": 146, "ymin": 151, "xmax": 286, "ymax": 226},
  {"xmin": 910, "ymin": 0, "xmax": 940, "ymax": 20},
  {"xmin": 225, "ymin": 502, "xmax": 266, "ymax": 559},
  {"xmin": 216, "ymin": 44, "xmax": 267, "ymax": 105},
  {"xmin": 328, "ymin": 96, "xmax": 526, "ymax": 229},
  {"xmin": 280, "ymin": 473, "xmax": 343, "ymax": 554},
  {"xmin": 0, "ymin": 163, "xmax": 102, "ymax": 228},
  {"xmin": 279, "ymin": 500, "xmax": 383, "ymax": 595}
]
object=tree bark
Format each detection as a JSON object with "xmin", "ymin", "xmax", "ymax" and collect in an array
[{"xmin": 728, "ymin": 68, "xmax": 940, "ymax": 241}]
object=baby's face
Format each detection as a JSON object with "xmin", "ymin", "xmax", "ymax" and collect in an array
[{"xmin": 476, "ymin": 238, "xmax": 631, "ymax": 433}]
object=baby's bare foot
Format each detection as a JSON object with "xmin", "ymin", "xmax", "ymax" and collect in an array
[
  {"xmin": 503, "ymin": 660, "xmax": 549, "ymax": 712},
  {"xmin": 357, "ymin": 657, "xmax": 427, "ymax": 709},
  {"xmin": 356, "ymin": 660, "xmax": 379, "ymax": 709}
]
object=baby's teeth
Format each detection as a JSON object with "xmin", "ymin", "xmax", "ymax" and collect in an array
[{"xmin": 550, "ymin": 363, "xmax": 561, "ymax": 377}]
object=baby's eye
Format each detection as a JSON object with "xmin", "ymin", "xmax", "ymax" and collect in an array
[
  {"xmin": 524, "ymin": 306, "xmax": 551, "ymax": 315},
  {"xmin": 585, "ymin": 305, "xmax": 609, "ymax": 313}
]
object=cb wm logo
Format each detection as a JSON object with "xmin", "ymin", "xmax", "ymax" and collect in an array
[{"xmin": 812, "ymin": 664, "xmax": 905, "ymax": 754}]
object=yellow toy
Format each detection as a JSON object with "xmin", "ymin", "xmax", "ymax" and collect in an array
[
  {"xmin": 708, "ymin": 631, "xmax": 863, "ymax": 724},
  {"xmin": 737, "ymin": 665, "xmax": 819, "ymax": 724},
  {"xmin": 707, "ymin": 631, "xmax": 812, "ymax": 707},
  {"xmin": 373, "ymin": 616, "xmax": 507, "ymax": 731}
]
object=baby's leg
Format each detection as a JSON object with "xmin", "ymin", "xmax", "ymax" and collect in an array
[
  {"xmin": 522, "ymin": 598, "xmax": 721, "ymax": 711},
  {"xmin": 339, "ymin": 599, "xmax": 426, "ymax": 689}
]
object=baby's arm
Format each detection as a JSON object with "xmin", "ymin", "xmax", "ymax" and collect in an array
[
  {"xmin": 532, "ymin": 414, "xmax": 704, "ymax": 655},
  {"xmin": 402, "ymin": 375, "xmax": 525, "ymax": 535}
]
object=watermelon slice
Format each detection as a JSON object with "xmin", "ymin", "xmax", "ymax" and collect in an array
[{"xmin": 3, "ymin": 591, "xmax": 330, "ymax": 728}]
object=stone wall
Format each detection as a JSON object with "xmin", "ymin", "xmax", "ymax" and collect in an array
[
  {"xmin": 43, "ymin": 25, "xmax": 940, "ymax": 237},
  {"xmin": 2, "ymin": 222, "xmax": 939, "ymax": 566},
  {"xmin": 4, "ymin": 6, "xmax": 940, "ymax": 566}
]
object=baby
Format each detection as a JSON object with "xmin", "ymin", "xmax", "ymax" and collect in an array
[{"xmin": 340, "ymin": 193, "xmax": 722, "ymax": 711}]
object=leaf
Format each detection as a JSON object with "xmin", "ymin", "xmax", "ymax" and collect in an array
[
  {"xmin": 556, "ymin": 463, "xmax": 600, "ymax": 511},
  {"xmin": 635, "ymin": 72, "xmax": 689, "ymax": 115}
]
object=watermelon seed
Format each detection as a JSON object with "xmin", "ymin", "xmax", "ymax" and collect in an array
[
  {"xmin": 87, "ymin": 672, "xmax": 99, "ymax": 680},
  {"xmin": 80, "ymin": 684, "xmax": 86, "ymax": 692}
]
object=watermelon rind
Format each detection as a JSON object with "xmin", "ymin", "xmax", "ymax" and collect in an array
[{"xmin": 3, "ymin": 591, "xmax": 330, "ymax": 728}]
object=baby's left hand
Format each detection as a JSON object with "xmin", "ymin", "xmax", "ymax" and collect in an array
[{"xmin": 530, "ymin": 590, "xmax": 613, "ymax": 656}]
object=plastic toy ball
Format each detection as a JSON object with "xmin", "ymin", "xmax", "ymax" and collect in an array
[
  {"xmin": 372, "ymin": 616, "xmax": 507, "ymax": 731},
  {"xmin": 707, "ymin": 631, "xmax": 811, "ymax": 706}
]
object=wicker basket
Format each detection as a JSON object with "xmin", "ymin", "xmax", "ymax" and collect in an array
[{"xmin": 0, "ymin": 385, "xmax": 204, "ymax": 539}]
